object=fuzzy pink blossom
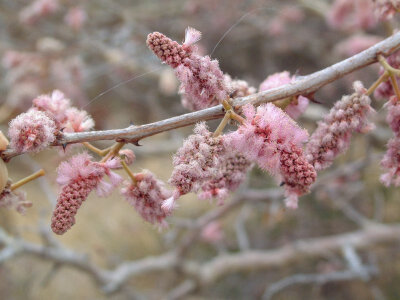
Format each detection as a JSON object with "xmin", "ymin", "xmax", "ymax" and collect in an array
[
  {"xmin": 63, "ymin": 108, "xmax": 95, "ymax": 133},
  {"xmin": 32, "ymin": 90, "xmax": 71, "ymax": 125},
  {"xmin": 8, "ymin": 109, "xmax": 57, "ymax": 153},
  {"xmin": 226, "ymin": 103, "xmax": 314, "ymax": 208},
  {"xmin": 121, "ymin": 171, "xmax": 172, "ymax": 227},
  {"xmin": 334, "ymin": 34, "xmax": 383, "ymax": 57},
  {"xmin": 147, "ymin": 28, "xmax": 229, "ymax": 111},
  {"xmin": 51, "ymin": 153, "xmax": 122, "ymax": 235},
  {"xmin": 32, "ymin": 90, "xmax": 94, "ymax": 133},
  {"xmin": 198, "ymin": 153, "xmax": 252, "ymax": 204},
  {"xmin": 279, "ymin": 143, "xmax": 317, "ymax": 209},
  {"xmin": 167, "ymin": 122, "xmax": 225, "ymax": 210},
  {"xmin": 380, "ymin": 137, "xmax": 400, "ymax": 186},
  {"xmin": 226, "ymin": 103, "xmax": 309, "ymax": 174},
  {"xmin": 0, "ymin": 182, "xmax": 31, "ymax": 215},
  {"xmin": 259, "ymin": 71, "xmax": 309, "ymax": 119},
  {"xmin": 327, "ymin": 0, "xmax": 377, "ymax": 31},
  {"xmin": 65, "ymin": 7, "xmax": 87, "ymax": 31},
  {"xmin": 373, "ymin": 0, "xmax": 400, "ymax": 21},
  {"xmin": 380, "ymin": 97, "xmax": 400, "ymax": 186},
  {"xmin": 306, "ymin": 81, "xmax": 375, "ymax": 171}
]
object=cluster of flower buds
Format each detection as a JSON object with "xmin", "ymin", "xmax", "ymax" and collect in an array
[
  {"xmin": 51, "ymin": 153, "xmax": 123, "ymax": 235},
  {"xmin": 381, "ymin": 96, "xmax": 400, "ymax": 186},
  {"xmin": 8, "ymin": 90, "xmax": 94, "ymax": 153},
  {"xmin": 306, "ymin": 81, "xmax": 375, "ymax": 171}
]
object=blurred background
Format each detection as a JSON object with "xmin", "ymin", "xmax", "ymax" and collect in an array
[{"xmin": 0, "ymin": 0, "xmax": 400, "ymax": 299}]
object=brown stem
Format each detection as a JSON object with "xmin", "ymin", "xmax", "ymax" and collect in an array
[{"xmin": 100, "ymin": 142, "xmax": 125, "ymax": 163}]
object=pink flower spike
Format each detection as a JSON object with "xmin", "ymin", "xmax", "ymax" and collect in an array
[
  {"xmin": 306, "ymin": 81, "xmax": 374, "ymax": 171},
  {"xmin": 63, "ymin": 107, "xmax": 95, "ymax": 133},
  {"xmin": 8, "ymin": 109, "xmax": 57, "ymax": 153},
  {"xmin": 32, "ymin": 89, "xmax": 71, "ymax": 125},
  {"xmin": 52, "ymin": 152, "xmax": 110, "ymax": 235},
  {"xmin": 121, "ymin": 170, "xmax": 172, "ymax": 225},
  {"xmin": 284, "ymin": 193, "xmax": 299, "ymax": 209},
  {"xmin": 183, "ymin": 27, "xmax": 202, "ymax": 46}
]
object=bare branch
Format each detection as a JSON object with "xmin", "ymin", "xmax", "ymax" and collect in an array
[{"xmin": 3, "ymin": 32, "xmax": 400, "ymax": 161}]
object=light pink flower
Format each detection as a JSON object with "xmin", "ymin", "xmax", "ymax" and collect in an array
[
  {"xmin": 226, "ymin": 103, "xmax": 309, "ymax": 174},
  {"xmin": 373, "ymin": 0, "xmax": 400, "ymax": 21},
  {"xmin": 8, "ymin": 109, "xmax": 57, "ymax": 153},
  {"xmin": 65, "ymin": 7, "xmax": 87, "ymax": 31},
  {"xmin": 279, "ymin": 143, "xmax": 316, "ymax": 209},
  {"xmin": 121, "ymin": 170, "xmax": 172, "ymax": 227},
  {"xmin": 226, "ymin": 103, "xmax": 314, "ymax": 208},
  {"xmin": 32, "ymin": 90, "xmax": 71, "ymax": 125},
  {"xmin": 259, "ymin": 71, "xmax": 309, "ymax": 119},
  {"xmin": 52, "ymin": 153, "xmax": 122, "ymax": 234},
  {"xmin": 380, "ymin": 137, "xmax": 400, "ymax": 186},
  {"xmin": 198, "ymin": 153, "xmax": 252, "ymax": 204},
  {"xmin": 63, "ymin": 108, "xmax": 95, "ymax": 133},
  {"xmin": 327, "ymin": 0, "xmax": 377, "ymax": 31},
  {"xmin": 380, "ymin": 97, "xmax": 400, "ymax": 186},
  {"xmin": 306, "ymin": 81, "xmax": 375, "ymax": 171},
  {"xmin": 147, "ymin": 28, "xmax": 229, "ymax": 111},
  {"xmin": 168, "ymin": 122, "xmax": 225, "ymax": 209}
]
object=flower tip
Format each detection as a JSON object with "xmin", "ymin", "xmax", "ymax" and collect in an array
[
  {"xmin": 184, "ymin": 27, "xmax": 202, "ymax": 46},
  {"xmin": 284, "ymin": 194, "xmax": 299, "ymax": 209},
  {"xmin": 161, "ymin": 196, "xmax": 176, "ymax": 212}
]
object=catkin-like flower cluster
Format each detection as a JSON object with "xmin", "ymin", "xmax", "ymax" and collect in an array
[
  {"xmin": 121, "ymin": 170, "xmax": 172, "ymax": 227},
  {"xmin": 147, "ymin": 27, "xmax": 229, "ymax": 111},
  {"xmin": 33, "ymin": 89, "xmax": 94, "ymax": 132},
  {"xmin": 51, "ymin": 153, "xmax": 122, "ymax": 235},
  {"xmin": 259, "ymin": 71, "xmax": 309, "ymax": 119},
  {"xmin": 306, "ymin": 81, "xmax": 374, "ymax": 171},
  {"xmin": 198, "ymin": 153, "xmax": 252, "ymax": 204},
  {"xmin": 380, "ymin": 97, "xmax": 400, "ymax": 186},
  {"xmin": 8, "ymin": 90, "xmax": 94, "ymax": 153},
  {"xmin": 8, "ymin": 110, "xmax": 56, "ymax": 153},
  {"xmin": 169, "ymin": 122, "xmax": 225, "ymax": 201},
  {"xmin": 226, "ymin": 103, "xmax": 315, "ymax": 208}
]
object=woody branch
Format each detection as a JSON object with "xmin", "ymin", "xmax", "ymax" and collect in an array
[{"xmin": 2, "ymin": 31, "xmax": 400, "ymax": 161}]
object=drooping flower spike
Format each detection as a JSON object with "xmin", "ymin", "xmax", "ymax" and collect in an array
[
  {"xmin": 121, "ymin": 170, "xmax": 172, "ymax": 227},
  {"xmin": 306, "ymin": 81, "xmax": 375, "ymax": 171},
  {"xmin": 147, "ymin": 27, "xmax": 229, "ymax": 111},
  {"xmin": 225, "ymin": 103, "xmax": 316, "ymax": 208},
  {"xmin": 51, "ymin": 153, "xmax": 122, "ymax": 235}
]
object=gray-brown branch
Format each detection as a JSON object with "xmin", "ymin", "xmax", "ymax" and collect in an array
[{"xmin": 2, "ymin": 31, "xmax": 400, "ymax": 161}]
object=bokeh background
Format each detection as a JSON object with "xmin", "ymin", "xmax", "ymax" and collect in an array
[{"xmin": 0, "ymin": 0, "xmax": 400, "ymax": 299}]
